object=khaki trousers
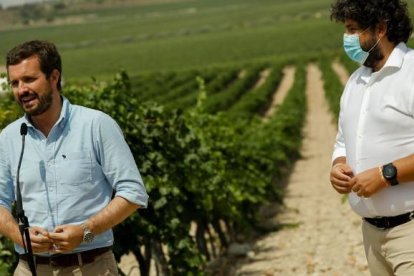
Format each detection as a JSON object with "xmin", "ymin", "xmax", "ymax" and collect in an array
[
  {"xmin": 14, "ymin": 250, "xmax": 118, "ymax": 276},
  {"xmin": 362, "ymin": 218, "xmax": 414, "ymax": 276}
]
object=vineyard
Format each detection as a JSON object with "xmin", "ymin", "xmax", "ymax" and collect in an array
[
  {"xmin": 0, "ymin": 0, "xmax": 413, "ymax": 275},
  {"xmin": 0, "ymin": 54, "xmax": 353, "ymax": 275}
]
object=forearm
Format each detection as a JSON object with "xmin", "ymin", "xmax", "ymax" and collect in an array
[
  {"xmin": 85, "ymin": 196, "xmax": 140, "ymax": 235},
  {"xmin": 0, "ymin": 206, "xmax": 23, "ymax": 247}
]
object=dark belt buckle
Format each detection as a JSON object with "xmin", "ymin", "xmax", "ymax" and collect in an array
[{"xmin": 49, "ymin": 255, "xmax": 62, "ymax": 267}]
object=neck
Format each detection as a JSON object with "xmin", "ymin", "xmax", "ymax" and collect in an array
[
  {"xmin": 372, "ymin": 41, "xmax": 397, "ymax": 72},
  {"xmin": 31, "ymin": 95, "xmax": 62, "ymax": 137}
]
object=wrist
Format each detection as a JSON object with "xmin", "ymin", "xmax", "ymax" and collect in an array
[
  {"xmin": 80, "ymin": 222, "xmax": 95, "ymax": 244},
  {"xmin": 379, "ymin": 166, "xmax": 390, "ymax": 187}
]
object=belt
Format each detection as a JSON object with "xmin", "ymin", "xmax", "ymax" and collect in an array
[
  {"xmin": 364, "ymin": 211, "xmax": 414, "ymax": 229},
  {"xmin": 19, "ymin": 246, "xmax": 111, "ymax": 267}
]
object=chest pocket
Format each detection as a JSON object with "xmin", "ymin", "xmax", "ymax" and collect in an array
[{"xmin": 57, "ymin": 151, "xmax": 92, "ymax": 186}]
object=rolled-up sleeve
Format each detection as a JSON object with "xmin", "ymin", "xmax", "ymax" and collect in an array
[
  {"xmin": 0, "ymin": 131, "xmax": 15, "ymax": 211},
  {"xmin": 95, "ymin": 113, "xmax": 148, "ymax": 208}
]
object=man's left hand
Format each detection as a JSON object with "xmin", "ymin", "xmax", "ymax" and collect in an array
[
  {"xmin": 49, "ymin": 224, "xmax": 83, "ymax": 253},
  {"xmin": 349, "ymin": 167, "xmax": 389, "ymax": 198}
]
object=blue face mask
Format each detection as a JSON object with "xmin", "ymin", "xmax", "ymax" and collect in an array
[
  {"xmin": 343, "ymin": 33, "xmax": 369, "ymax": 64},
  {"xmin": 343, "ymin": 31, "xmax": 382, "ymax": 64}
]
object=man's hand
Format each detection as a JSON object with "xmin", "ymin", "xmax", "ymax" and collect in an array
[
  {"xmin": 330, "ymin": 163, "xmax": 354, "ymax": 194},
  {"xmin": 49, "ymin": 224, "xmax": 83, "ymax": 253},
  {"xmin": 28, "ymin": 226, "xmax": 53, "ymax": 253},
  {"xmin": 349, "ymin": 167, "xmax": 389, "ymax": 198}
]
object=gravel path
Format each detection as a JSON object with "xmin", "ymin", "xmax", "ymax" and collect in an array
[{"xmin": 231, "ymin": 64, "xmax": 369, "ymax": 276}]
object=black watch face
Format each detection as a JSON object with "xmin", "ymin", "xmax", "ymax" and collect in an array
[{"xmin": 383, "ymin": 165, "xmax": 396, "ymax": 179}]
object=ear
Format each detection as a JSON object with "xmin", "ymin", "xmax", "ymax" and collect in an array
[
  {"xmin": 376, "ymin": 21, "xmax": 388, "ymax": 38},
  {"xmin": 49, "ymin": 69, "xmax": 60, "ymax": 88}
]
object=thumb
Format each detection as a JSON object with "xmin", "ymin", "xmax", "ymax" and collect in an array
[
  {"xmin": 343, "ymin": 166, "xmax": 354, "ymax": 177},
  {"xmin": 53, "ymin": 226, "xmax": 65, "ymax": 233}
]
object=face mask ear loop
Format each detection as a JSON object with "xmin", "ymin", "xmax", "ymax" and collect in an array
[{"xmin": 367, "ymin": 34, "xmax": 383, "ymax": 53}]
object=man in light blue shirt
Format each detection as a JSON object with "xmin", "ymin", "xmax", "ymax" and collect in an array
[{"xmin": 0, "ymin": 40, "xmax": 148, "ymax": 275}]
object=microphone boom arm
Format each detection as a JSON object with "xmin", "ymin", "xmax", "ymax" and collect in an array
[{"xmin": 15, "ymin": 123, "xmax": 37, "ymax": 276}]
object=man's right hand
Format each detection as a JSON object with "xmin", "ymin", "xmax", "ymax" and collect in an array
[
  {"xmin": 330, "ymin": 163, "xmax": 354, "ymax": 194},
  {"xmin": 28, "ymin": 226, "xmax": 53, "ymax": 253}
]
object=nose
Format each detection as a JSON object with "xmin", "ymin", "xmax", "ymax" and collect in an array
[{"xmin": 14, "ymin": 81, "xmax": 29, "ymax": 95}]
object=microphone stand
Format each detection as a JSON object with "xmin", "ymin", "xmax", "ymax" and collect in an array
[{"xmin": 15, "ymin": 123, "xmax": 37, "ymax": 276}]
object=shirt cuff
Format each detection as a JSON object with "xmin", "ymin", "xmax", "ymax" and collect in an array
[
  {"xmin": 332, "ymin": 148, "xmax": 346, "ymax": 164},
  {"xmin": 116, "ymin": 191, "xmax": 149, "ymax": 209}
]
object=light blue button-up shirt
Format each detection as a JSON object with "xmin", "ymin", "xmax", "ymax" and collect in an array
[{"xmin": 0, "ymin": 97, "xmax": 148, "ymax": 254}]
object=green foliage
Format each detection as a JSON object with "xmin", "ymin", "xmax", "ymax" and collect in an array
[
  {"xmin": 228, "ymin": 63, "xmax": 285, "ymax": 119},
  {"xmin": 0, "ymin": 76, "xmax": 21, "ymax": 130},
  {"xmin": 0, "ymin": 0, "xmax": 343, "ymax": 80},
  {"xmin": 61, "ymin": 65, "xmax": 306, "ymax": 274},
  {"xmin": 0, "ymin": 50, "xmax": 307, "ymax": 274},
  {"xmin": 203, "ymin": 65, "xmax": 264, "ymax": 113},
  {"xmin": 0, "ymin": 236, "xmax": 15, "ymax": 274},
  {"xmin": 318, "ymin": 55, "xmax": 344, "ymax": 121}
]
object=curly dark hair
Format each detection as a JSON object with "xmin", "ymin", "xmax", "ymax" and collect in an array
[
  {"xmin": 6, "ymin": 40, "xmax": 62, "ymax": 91},
  {"xmin": 331, "ymin": 0, "xmax": 413, "ymax": 44}
]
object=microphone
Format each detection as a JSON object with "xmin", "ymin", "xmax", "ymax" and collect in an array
[
  {"xmin": 16, "ymin": 123, "xmax": 27, "ymax": 216},
  {"xmin": 15, "ymin": 123, "xmax": 37, "ymax": 276},
  {"xmin": 20, "ymin": 123, "xmax": 28, "ymax": 135}
]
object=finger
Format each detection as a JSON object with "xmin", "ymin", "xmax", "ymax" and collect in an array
[
  {"xmin": 49, "ymin": 232, "xmax": 67, "ymax": 241},
  {"xmin": 343, "ymin": 169, "xmax": 354, "ymax": 177},
  {"xmin": 357, "ymin": 190, "xmax": 366, "ymax": 197},
  {"xmin": 332, "ymin": 172, "xmax": 352, "ymax": 182},
  {"xmin": 53, "ymin": 226, "xmax": 65, "ymax": 233},
  {"xmin": 30, "ymin": 234, "xmax": 52, "ymax": 244},
  {"xmin": 352, "ymin": 184, "xmax": 360, "ymax": 193},
  {"xmin": 31, "ymin": 242, "xmax": 53, "ymax": 252},
  {"xmin": 332, "ymin": 179, "xmax": 351, "ymax": 188}
]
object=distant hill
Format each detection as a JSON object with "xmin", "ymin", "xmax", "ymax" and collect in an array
[{"xmin": 0, "ymin": 0, "xmax": 52, "ymax": 9}]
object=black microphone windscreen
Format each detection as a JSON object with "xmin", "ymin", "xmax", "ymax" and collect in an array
[{"xmin": 20, "ymin": 123, "xmax": 27, "ymax": 136}]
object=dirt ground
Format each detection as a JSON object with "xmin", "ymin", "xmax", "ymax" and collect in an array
[
  {"xmin": 263, "ymin": 66, "xmax": 295, "ymax": 120},
  {"xmin": 229, "ymin": 64, "xmax": 369, "ymax": 276}
]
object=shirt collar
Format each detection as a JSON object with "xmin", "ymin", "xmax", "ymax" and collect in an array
[
  {"xmin": 23, "ymin": 96, "xmax": 71, "ymax": 130},
  {"xmin": 359, "ymin": 42, "xmax": 408, "ymax": 84}
]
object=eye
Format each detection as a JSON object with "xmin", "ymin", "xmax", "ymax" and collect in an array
[
  {"xmin": 22, "ymin": 77, "xmax": 36, "ymax": 83},
  {"xmin": 9, "ymin": 80, "xmax": 18, "ymax": 88}
]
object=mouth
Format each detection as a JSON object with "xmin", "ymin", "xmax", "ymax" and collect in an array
[{"xmin": 20, "ymin": 94, "xmax": 38, "ymax": 106}]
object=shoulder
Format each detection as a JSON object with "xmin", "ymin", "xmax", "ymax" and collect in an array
[
  {"xmin": 70, "ymin": 104, "xmax": 116, "ymax": 124},
  {"xmin": 348, "ymin": 66, "xmax": 364, "ymax": 82},
  {"xmin": 403, "ymin": 47, "xmax": 414, "ymax": 66}
]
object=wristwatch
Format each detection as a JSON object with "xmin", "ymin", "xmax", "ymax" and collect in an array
[
  {"xmin": 81, "ymin": 223, "xmax": 95, "ymax": 243},
  {"xmin": 382, "ymin": 163, "xmax": 399, "ymax": 186}
]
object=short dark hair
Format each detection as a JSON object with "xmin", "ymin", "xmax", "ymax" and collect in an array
[
  {"xmin": 6, "ymin": 40, "xmax": 62, "ymax": 91},
  {"xmin": 330, "ymin": 0, "xmax": 413, "ymax": 44}
]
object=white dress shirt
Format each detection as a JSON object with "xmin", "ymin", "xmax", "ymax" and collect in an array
[{"xmin": 333, "ymin": 42, "xmax": 414, "ymax": 218}]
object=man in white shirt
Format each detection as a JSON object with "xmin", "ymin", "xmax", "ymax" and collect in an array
[{"xmin": 330, "ymin": 0, "xmax": 414, "ymax": 275}]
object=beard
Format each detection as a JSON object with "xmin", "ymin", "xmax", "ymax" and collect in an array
[
  {"xmin": 363, "ymin": 35, "xmax": 384, "ymax": 69},
  {"xmin": 18, "ymin": 87, "xmax": 53, "ymax": 116}
]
